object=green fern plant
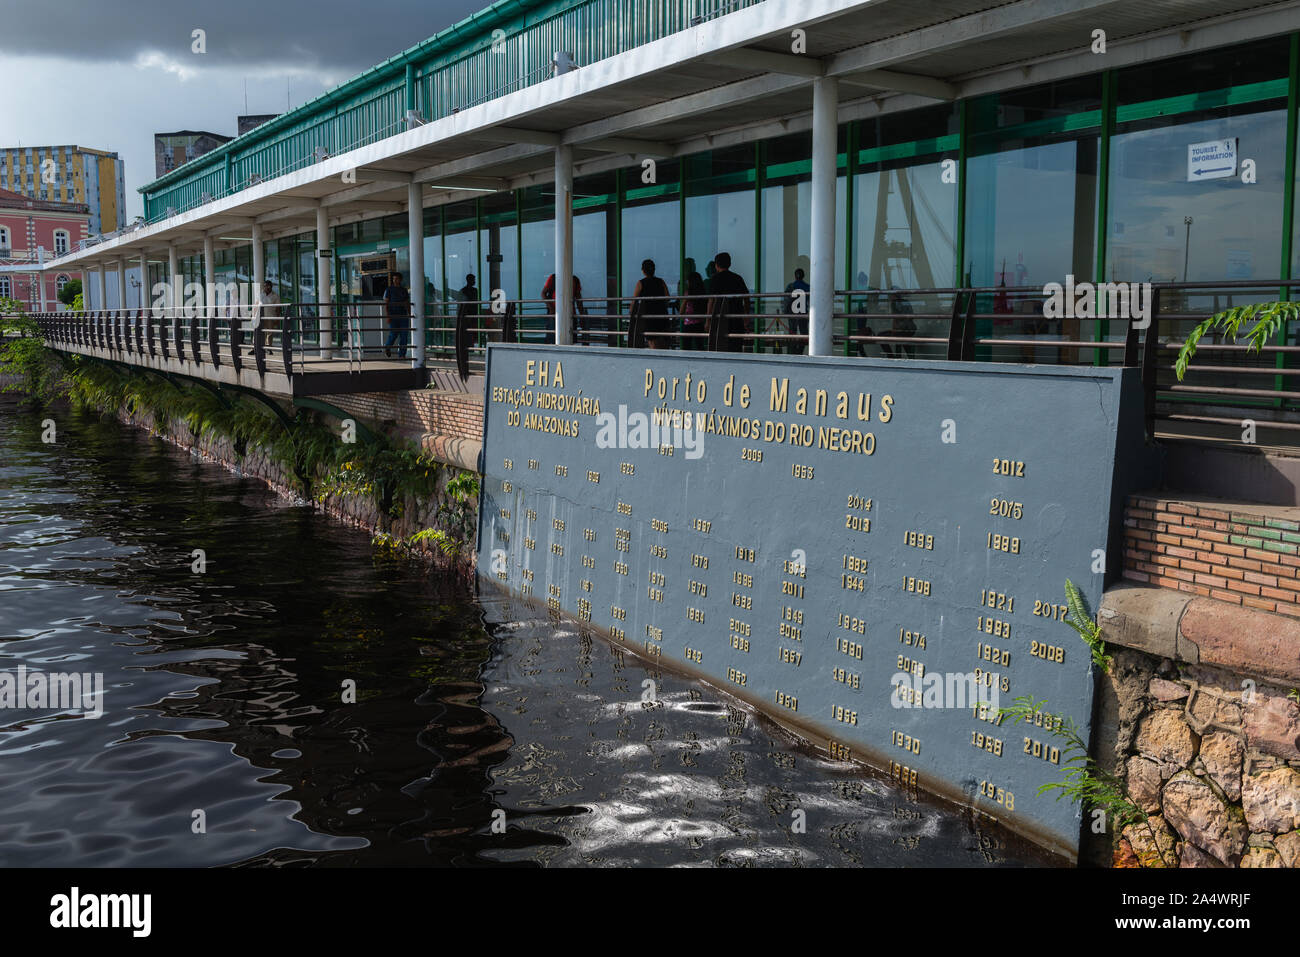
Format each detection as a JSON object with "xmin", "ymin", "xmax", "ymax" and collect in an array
[
  {"xmin": 1175, "ymin": 301, "xmax": 1300, "ymax": 381},
  {"xmin": 1064, "ymin": 578, "xmax": 1111, "ymax": 673},
  {"xmin": 998, "ymin": 694, "xmax": 1164, "ymax": 862},
  {"xmin": 997, "ymin": 581, "xmax": 1177, "ymax": 866}
]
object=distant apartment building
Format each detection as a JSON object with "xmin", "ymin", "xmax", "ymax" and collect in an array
[
  {"xmin": 154, "ymin": 130, "xmax": 232, "ymax": 179},
  {"xmin": 0, "ymin": 186, "xmax": 89, "ymax": 309},
  {"xmin": 0, "ymin": 145, "xmax": 126, "ymax": 237},
  {"xmin": 237, "ymin": 114, "xmax": 279, "ymax": 136}
]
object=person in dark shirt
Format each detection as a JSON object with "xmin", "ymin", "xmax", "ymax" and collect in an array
[
  {"xmin": 705, "ymin": 251, "xmax": 750, "ymax": 352},
  {"xmin": 783, "ymin": 267, "xmax": 810, "ymax": 354},
  {"xmin": 383, "ymin": 271, "xmax": 411, "ymax": 358},
  {"xmin": 459, "ymin": 274, "xmax": 479, "ymax": 303},
  {"xmin": 632, "ymin": 259, "xmax": 671, "ymax": 349}
]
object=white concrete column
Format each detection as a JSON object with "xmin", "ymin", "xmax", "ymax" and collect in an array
[
  {"xmin": 96, "ymin": 264, "xmax": 107, "ymax": 317},
  {"xmin": 79, "ymin": 265, "xmax": 92, "ymax": 313},
  {"xmin": 116, "ymin": 260, "xmax": 127, "ymax": 311},
  {"xmin": 203, "ymin": 234, "xmax": 216, "ymax": 332},
  {"xmin": 139, "ymin": 252, "xmax": 148, "ymax": 322},
  {"xmin": 407, "ymin": 182, "xmax": 425, "ymax": 368},
  {"xmin": 554, "ymin": 145, "xmax": 573, "ymax": 346},
  {"xmin": 809, "ymin": 76, "xmax": 838, "ymax": 357},
  {"xmin": 316, "ymin": 206, "xmax": 332, "ymax": 358},
  {"xmin": 251, "ymin": 223, "xmax": 265, "ymax": 287},
  {"xmin": 168, "ymin": 244, "xmax": 180, "ymax": 320}
]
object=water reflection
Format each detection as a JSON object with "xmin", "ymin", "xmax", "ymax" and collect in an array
[{"xmin": 0, "ymin": 397, "xmax": 1051, "ymax": 867}]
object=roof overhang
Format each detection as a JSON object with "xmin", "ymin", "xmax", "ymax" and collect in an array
[{"xmin": 46, "ymin": 0, "xmax": 1300, "ymax": 270}]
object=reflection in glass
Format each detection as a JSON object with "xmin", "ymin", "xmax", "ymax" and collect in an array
[
  {"xmin": 622, "ymin": 201, "xmax": 680, "ymax": 302},
  {"xmin": 686, "ymin": 192, "xmax": 755, "ymax": 291},
  {"xmin": 1109, "ymin": 109, "xmax": 1286, "ymax": 288}
]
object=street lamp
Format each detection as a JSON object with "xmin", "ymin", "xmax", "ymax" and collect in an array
[{"xmin": 1183, "ymin": 216, "xmax": 1194, "ymax": 282}]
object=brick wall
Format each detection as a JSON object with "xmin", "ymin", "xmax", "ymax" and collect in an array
[
  {"xmin": 323, "ymin": 389, "xmax": 484, "ymax": 443},
  {"xmin": 1123, "ymin": 494, "xmax": 1300, "ymax": 618}
]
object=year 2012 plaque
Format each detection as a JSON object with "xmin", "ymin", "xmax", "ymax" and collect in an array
[{"xmin": 476, "ymin": 343, "xmax": 1151, "ymax": 859}]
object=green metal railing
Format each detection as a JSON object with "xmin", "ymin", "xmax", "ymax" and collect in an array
[{"xmin": 142, "ymin": 0, "xmax": 765, "ymax": 222}]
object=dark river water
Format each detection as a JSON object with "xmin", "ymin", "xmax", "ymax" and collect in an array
[{"xmin": 0, "ymin": 396, "xmax": 1053, "ymax": 867}]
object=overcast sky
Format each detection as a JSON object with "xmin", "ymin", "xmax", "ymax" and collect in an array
[{"xmin": 3, "ymin": 0, "xmax": 485, "ymax": 221}]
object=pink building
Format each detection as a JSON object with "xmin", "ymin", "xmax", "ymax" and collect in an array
[{"xmin": 0, "ymin": 186, "xmax": 90, "ymax": 310}]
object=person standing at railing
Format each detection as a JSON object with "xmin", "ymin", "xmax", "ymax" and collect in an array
[
  {"xmin": 782, "ymin": 268, "xmax": 810, "ymax": 355},
  {"xmin": 679, "ymin": 270, "xmax": 707, "ymax": 350},
  {"xmin": 706, "ymin": 251, "xmax": 750, "ymax": 353},
  {"xmin": 256, "ymin": 280, "xmax": 280, "ymax": 349},
  {"xmin": 632, "ymin": 259, "xmax": 672, "ymax": 349},
  {"xmin": 542, "ymin": 272, "xmax": 587, "ymax": 344},
  {"xmin": 459, "ymin": 274, "xmax": 478, "ymax": 304},
  {"xmin": 383, "ymin": 271, "xmax": 411, "ymax": 359}
]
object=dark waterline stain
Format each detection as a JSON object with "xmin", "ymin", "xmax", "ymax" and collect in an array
[{"xmin": 0, "ymin": 396, "xmax": 1055, "ymax": 867}]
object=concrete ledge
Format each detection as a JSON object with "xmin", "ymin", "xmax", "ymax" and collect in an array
[{"xmin": 1101, "ymin": 583, "xmax": 1300, "ymax": 686}]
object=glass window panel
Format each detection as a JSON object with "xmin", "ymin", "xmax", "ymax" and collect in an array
[
  {"xmin": 574, "ymin": 209, "xmax": 612, "ymax": 315},
  {"xmin": 621, "ymin": 200, "xmax": 680, "ymax": 300},
  {"xmin": 1109, "ymin": 107, "xmax": 1287, "ymax": 286},
  {"xmin": 521, "ymin": 215, "xmax": 553, "ymax": 326},
  {"xmin": 966, "ymin": 79, "xmax": 1101, "ymax": 363},
  {"xmin": 855, "ymin": 157, "xmax": 960, "ymax": 291},
  {"xmin": 480, "ymin": 192, "xmax": 519, "ymax": 301},
  {"xmin": 1117, "ymin": 37, "xmax": 1289, "ymax": 106},
  {"xmin": 1294, "ymin": 118, "xmax": 1300, "ymax": 282},
  {"xmin": 686, "ymin": 191, "xmax": 755, "ymax": 296},
  {"xmin": 421, "ymin": 233, "xmax": 442, "ymax": 315},
  {"xmin": 443, "ymin": 200, "xmax": 478, "ymax": 304}
]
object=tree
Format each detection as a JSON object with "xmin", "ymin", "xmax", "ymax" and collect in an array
[{"xmin": 58, "ymin": 278, "xmax": 82, "ymax": 307}]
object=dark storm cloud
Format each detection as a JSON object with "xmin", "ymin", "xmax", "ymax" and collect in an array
[{"xmin": 1, "ymin": 0, "xmax": 487, "ymax": 71}]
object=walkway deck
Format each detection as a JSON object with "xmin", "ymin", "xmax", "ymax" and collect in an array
[{"xmin": 29, "ymin": 312, "xmax": 434, "ymax": 399}]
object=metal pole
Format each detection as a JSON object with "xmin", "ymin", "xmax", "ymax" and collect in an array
[
  {"xmin": 252, "ymin": 222, "xmax": 265, "ymax": 287},
  {"xmin": 408, "ymin": 181, "xmax": 425, "ymax": 368},
  {"xmin": 168, "ymin": 244, "xmax": 180, "ymax": 321},
  {"xmin": 251, "ymin": 223, "xmax": 264, "ymax": 342},
  {"xmin": 317, "ymin": 206, "xmax": 332, "ymax": 358},
  {"xmin": 203, "ymin": 233, "xmax": 216, "ymax": 327},
  {"xmin": 809, "ymin": 76, "xmax": 838, "ymax": 357},
  {"xmin": 139, "ymin": 252, "xmax": 148, "ymax": 318},
  {"xmin": 554, "ymin": 144, "xmax": 574, "ymax": 345}
]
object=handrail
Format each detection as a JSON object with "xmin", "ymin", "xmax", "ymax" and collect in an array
[{"xmin": 14, "ymin": 277, "xmax": 1300, "ymax": 445}]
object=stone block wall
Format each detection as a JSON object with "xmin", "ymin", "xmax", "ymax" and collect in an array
[{"xmin": 1097, "ymin": 585, "xmax": 1300, "ymax": 868}]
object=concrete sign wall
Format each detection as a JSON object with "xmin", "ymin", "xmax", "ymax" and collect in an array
[{"xmin": 477, "ymin": 344, "xmax": 1151, "ymax": 859}]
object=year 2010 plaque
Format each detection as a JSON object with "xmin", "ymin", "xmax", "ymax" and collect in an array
[{"xmin": 476, "ymin": 343, "xmax": 1151, "ymax": 859}]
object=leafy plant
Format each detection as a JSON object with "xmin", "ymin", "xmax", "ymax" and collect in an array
[
  {"xmin": 0, "ymin": 304, "xmax": 70, "ymax": 405},
  {"xmin": 1175, "ymin": 301, "xmax": 1300, "ymax": 381},
  {"xmin": 998, "ymin": 694, "xmax": 1165, "ymax": 862},
  {"xmin": 1064, "ymin": 578, "xmax": 1111, "ymax": 673},
  {"xmin": 997, "ymin": 580, "xmax": 1176, "ymax": 866}
]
